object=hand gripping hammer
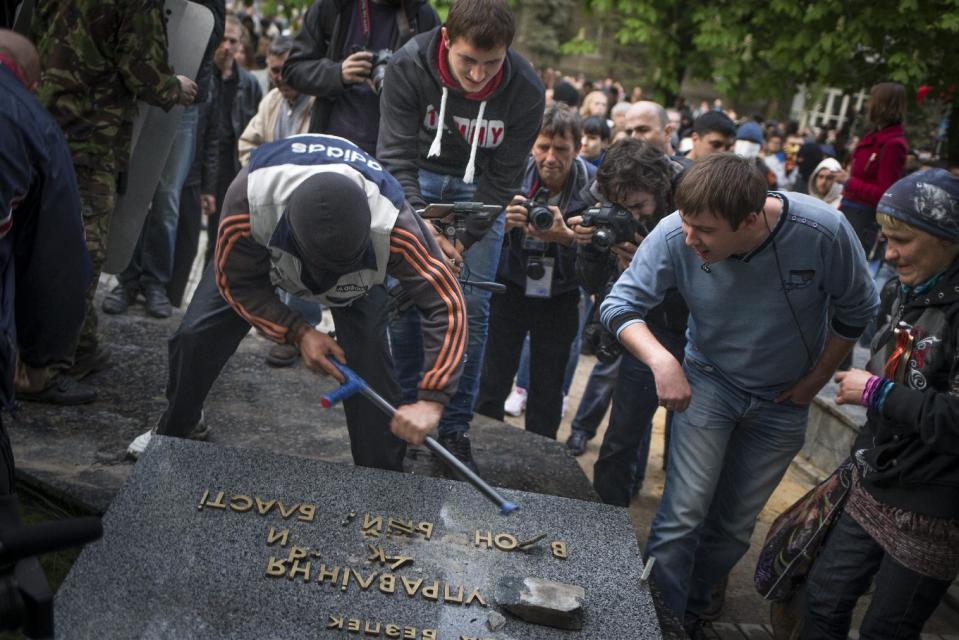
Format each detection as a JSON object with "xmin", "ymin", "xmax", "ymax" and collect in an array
[{"xmin": 320, "ymin": 361, "xmax": 518, "ymax": 516}]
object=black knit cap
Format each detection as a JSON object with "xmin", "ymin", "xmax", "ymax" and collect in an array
[
  {"xmin": 287, "ymin": 172, "xmax": 372, "ymax": 273},
  {"xmin": 877, "ymin": 168, "xmax": 959, "ymax": 243}
]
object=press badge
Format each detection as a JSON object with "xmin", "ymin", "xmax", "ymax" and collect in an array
[{"xmin": 525, "ymin": 256, "xmax": 554, "ymax": 298}]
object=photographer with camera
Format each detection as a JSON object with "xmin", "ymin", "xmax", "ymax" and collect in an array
[
  {"xmin": 376, "ymin": 0, "xmax": 544, "ymax": 472},
  {"xmin": 282, "ymin": 0, "xmax": 439, "ymax": 155},
  {"xmin": 474, "ymin": 104, "xmax": 591, "ymax": 440},
  {"xmin": 567, "ymin": 138, "xmax": 688, "ymax": 503}
]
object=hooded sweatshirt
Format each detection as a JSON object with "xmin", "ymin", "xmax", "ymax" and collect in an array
[
  {"xmin": 376, "ymin": 27, "xmax": 545, "ymax": 212},
  {"xmin": 809, "ymin": 157, "xmax": 843, "ymax": 209}
]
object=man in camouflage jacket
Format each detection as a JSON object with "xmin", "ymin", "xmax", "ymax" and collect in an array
[{"xmin": 25, "ymin": 0, "xmax": 197, "ymax": 403}]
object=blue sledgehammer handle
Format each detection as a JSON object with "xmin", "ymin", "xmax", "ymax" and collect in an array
[{"xmin": 321, "ymin": 361, "xmax": 518, "ymax": 516}]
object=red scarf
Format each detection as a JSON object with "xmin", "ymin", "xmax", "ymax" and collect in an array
[
  {"xmin": 435, "ymin": 36, "xmax": 503, "ymax": 101},
  {"xmin": 0, "ymin": 53, "xmax": 28, "ymax": 89}
]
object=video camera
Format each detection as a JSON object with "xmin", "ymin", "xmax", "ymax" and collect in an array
[
  {"xmin": 580, "ymin": 203, "xmax": 643, "ymax": 252},
  {"xmin": 420, "ymin": 202, "xmax": 501, "ymax": 247},
  {"xmin": 522, "ymin": 187, "xmax": 554, "ymax": 232}
]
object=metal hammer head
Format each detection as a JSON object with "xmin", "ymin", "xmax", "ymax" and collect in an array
[{"xmin": 320, "ymin": 362, "xmax": 365, "ymax": 408}]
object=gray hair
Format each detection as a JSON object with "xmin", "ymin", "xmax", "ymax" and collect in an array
[{"xmin": 268, "ymin": 35, "xmax": 294, "ymax": 57}]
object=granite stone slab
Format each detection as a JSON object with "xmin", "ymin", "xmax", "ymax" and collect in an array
[{"xmin": 56, "ymin": 437, "xmax": 662, "ymax": 639}]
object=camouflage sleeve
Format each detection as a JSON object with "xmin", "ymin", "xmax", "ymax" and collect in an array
[{"xmin": 116, "ymin": 0, "xmax": 181, "ymax": 111}]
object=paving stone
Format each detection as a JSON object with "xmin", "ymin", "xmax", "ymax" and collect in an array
[{"xmin": 494, "ymin": 576, "xmax": 585, "ymax": 630}]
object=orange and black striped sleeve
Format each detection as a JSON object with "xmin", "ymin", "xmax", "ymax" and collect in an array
[
  {"xmin": 214, "ymin": 167, "xmax": 312, "ymax": 345},
  {"xmin": 388, "ymin": 205, "xmax": 467, "ymax": 405}
]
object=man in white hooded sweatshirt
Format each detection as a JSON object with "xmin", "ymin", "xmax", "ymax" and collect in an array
[{"xmin": 376, "ymin": 0, "xmax": 544, "ymax": 474}]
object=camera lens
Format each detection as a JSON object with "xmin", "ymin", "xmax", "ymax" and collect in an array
[
  {"xmin": 529, "ymin": 205, "xmax": 553, "ymax": 231},
  {"xmin": 526, "ymin": 260, "xmax": 546, "ymax": 280}
]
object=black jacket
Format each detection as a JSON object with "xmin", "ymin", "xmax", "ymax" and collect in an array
[
  {"xmin": 215, "ymin": 62, "xmax": 262, "ymax": 179},
  {"xmin": 376, "ymin": 27, "xmax": 545, "ymax": 210},
  {"xmin": 497, "ymin": 156, "xmax": 592, "ymax": 296},
  {"xmin": 853, "ymin": 259, "xmax": 959, "ymax": 518},
  {"xmin": 283, "ymin": 0, "xmax": 439, "ymax": 134}
]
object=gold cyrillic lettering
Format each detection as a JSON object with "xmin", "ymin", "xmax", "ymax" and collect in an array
[
  {"xmin": 388, "ymin": 555, "xmax": 412, "ymax": 570},
  {"xmin": 297, "ymin": 504, "xmax": 316, "ymax": 522},
  {"xmin": 444, "ymin": 583, "xmax": 464, "ymax": 604},
  {"xmin": 401, "ymin": 576, "xmax": 423, "ymax": 597},
  {"xmin": 327, "ymin": 616, "xmax": 344, "ymax": 629},
  {"xmin": 229, "ymin": 495, "xmax": 253, "ymax": 512},
  {"xmin": 265, "ymin": 557, "xmax": 285, "ymax": 577},
  {"xmin": 362, "ymin": 513, "xmax": 382, "ymax": 532},
  {"xmin": 316, "ymin": 564, "xmax": 340, "ymax": 585},
  {"xmin": 353, "ymin": 568, "xmax": 378, "ymax": 590},
  {"xmin": 255, "ymin": 498, "xmax": 276, "ymax": 516},
  {"xmin": 465, "ymin": 588, "xmax": 487, "ymax": 607},
  {"xmin": 286, "ymin": 546, "xmax": 307, "ymax": 562},
  {"xmin": 197, "ymin": 489, "xmax": 209, "ymax": 510},
  {"xmin": 388, "ymin": 518, "xmax": 413, "ymax": 535},
  {"xmin": 364, "ymin": 621, "xmax": 382, "ymax": 635},
  {"xmin": 422, "ymin": 631, "xmax": 436, "ymax": 640},
  {"xmin": 379, "ymin": 573, "xmax": 396, "ymax": 594},
  {"xmin": 204, "ymin": 491, "xmax": 226, "ymax": 509},
  {"xmin": 421, "ymin": 581, "xmax": 439, "ymax": 601},
  {"xmin": 493, "ymin": 533, "xmax": 518, "ymax": 551},
  {"xmin": 385, "ymin": 624, "xmax": 401, "ymax": 638},
  {"xmin": 367, "ymin": 545, "xmax": 387, "ymax": 564},
  {"xmin": 266, "ymin": 527, "xmax": 289, "ymax": 547},
  {"xmin": 277, "ymin": 501, "xmax": 299, "ymax": 519},
  {"xmin": 404, "ymin": 628, "xmax": 416, "ymax": 639},
  {"xmin": 474, "ymin": 530, "xmax": 493, "ymax": 550},
  {"xmin": 341, "ymin": 566, "xmax": 351, "ymax": 591},
  {"xmin": 416, "ymin": 522, "xmax": 434, "ymax": 540},
  {"xmin": 551, "ymin": 540, "xmax": 568, "ymax": 559},
  {"xmin": 348, "ymin": 618, "xmax": 361, "ymax": 632},
  {"xmin": 288, "ymin": 560, "xmax": 310, "ymax": 582}
]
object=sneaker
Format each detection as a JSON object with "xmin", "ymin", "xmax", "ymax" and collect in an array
[
  {"xmin": 265, "ymin": 343, "xmax": 298, "ymax": 368},
  {"xmin": 561, "ymin": 394, "xmax": 569, "ymax": 418},
  {"xmin": 433, "ymin": 432, "xmax": 479, "ymax": 478},
  {"xmin": 18, "ymin": 373, "xmax": 97, "ymax": 405},
  {"xmin": 143, "ymin": 285, "xmax": 172, "ymax": 319},
  {"xmin": 102, "ymin": 283, "xmax": 138, "ymax": 315},
  {"xmin": 69, "ymin": 347, "xmax": 111, "ymax": 380},
  {"xmin": 503, "ymin": 386, "xmax": 527, "ymax": 416},
  {"xmin": 683, "ymin": 619, "xmax": 708, "ymax": 640},
  {"xmin": 127, "ymin": 412, "xmax": 210, "ymax": 460},
  {"xmin": 565, "ymin": 430, "xmax": 588, "ymax": 456}
]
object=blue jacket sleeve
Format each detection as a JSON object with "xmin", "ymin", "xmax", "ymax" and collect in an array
[
  {"xmin": 600, "ymin": 219, "xmax": 676, "ymax": 337},
  {"xmin": 824, "ymin": 213, "xmax": 880, "ymax": 339}
]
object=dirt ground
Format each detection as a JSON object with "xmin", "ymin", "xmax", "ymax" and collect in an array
[{"xmin": 504, "ymin": 353, "xmax": 959, "ymax": 633}]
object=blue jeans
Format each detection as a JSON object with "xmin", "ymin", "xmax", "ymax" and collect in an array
[
  {"xmin": 120, "ymin": 105, "xmax": 198, "ymax": 289},
  {"xmin": 646, "ymin": 356, "xmax": 809, "ymax": 622},
  {"xmin": 389, "ymin": 169, "xmax": 504, "ymax": 436},
  {"xmin": 804, "ymin": 511, "xmax": 951, "ymax": 639}
]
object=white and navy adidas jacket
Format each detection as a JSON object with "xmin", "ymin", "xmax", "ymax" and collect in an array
[{"xmin": 216, "ymin": 134, "xmax": 466, "ymax": 404}]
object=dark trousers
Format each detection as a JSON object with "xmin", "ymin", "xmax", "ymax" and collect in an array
[
  {"xmin": 167, "ymin": 182, "xmax": 203, "ymax": 308},
  {"xmin": 157, "ymin": 263, "xmax": 406, "ymax": 471},
  {"xmin": 475, "ymin": 283, "xmax": 579, "ymax": 439},
  {"xmin": 0, "ymin": 415, "xmax": 14, "ymax": 496},
  {"xmin": 804, "ymin": 511, "xmax": 951, "ymax": 639},
  {"xmin": 593, "ymin": 325, "xmax": 685, "ymax": 507}
]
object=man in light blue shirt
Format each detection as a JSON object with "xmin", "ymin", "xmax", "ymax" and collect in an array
[{"xmin": 600, "ymin": 153, "xmax": 878, "ymax": 631}]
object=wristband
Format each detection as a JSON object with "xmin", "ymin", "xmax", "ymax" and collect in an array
[{"xmin": 859, "ymin": 375, "xmax": 880, "ymax": 407}]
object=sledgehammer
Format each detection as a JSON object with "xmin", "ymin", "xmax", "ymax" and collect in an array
[{"xmin": 321, "ymin": 361, "xmax": 519, "ymax": 516}]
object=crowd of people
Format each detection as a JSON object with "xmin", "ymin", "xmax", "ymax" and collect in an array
[{"xmin": 1, "ymin": 0, "xmax": 957, "ymax": 637}]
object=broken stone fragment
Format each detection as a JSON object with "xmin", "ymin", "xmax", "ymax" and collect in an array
[
  {"xmin": 487, "ymin": 611, "xmax": 506, "ymax": 632},
  {"xmin": 494, "ymin": 576, "xmax": 585, "ymax": 630}
]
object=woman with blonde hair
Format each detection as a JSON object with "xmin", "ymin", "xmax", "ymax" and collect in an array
[{"xmin": 579, "ymin": 90, "xmax": 608, "ymax": 119}]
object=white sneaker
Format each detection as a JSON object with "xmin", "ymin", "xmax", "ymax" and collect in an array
[
  {"xmin": 127, "ymin": 412, "xmax": 209, "ymax": 460},
  {"xmin": 504, "ymin": 386, "xmax": 527, "ymax": 416},
  {"xmin": 561, "ymin": 394, "xmax": 569, "ymax": 418}
]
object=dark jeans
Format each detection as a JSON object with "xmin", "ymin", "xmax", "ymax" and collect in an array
[
  {"xmin": 804, "ymin": 511, "xmax": 951, "ymax": 639},
  {"xmin": 0, "ymin": 415, "xmax": 14, "ymax": 496},
  {"xmin": 570, "ymin": 356, "xmax": 619, "ymax": 438},
  {"xmin": 157, "ymin": 263, "xmax": 405, "ymax": 470},
  {"xmin": 167, "ymin": 182, "xmax": 202, "ymax": 308},
  {"xmin": 475, "ymin": 284, "xmax": 580, "ymax": 439},
  {"xmin": 593, "ymin": 326, "xmax": 685, "ymax": 506}
]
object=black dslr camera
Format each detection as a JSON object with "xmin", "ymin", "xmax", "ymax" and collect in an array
[
  {"xmin": 580, "ymin": 203, "xmax": 642, "ymax": 252},
  {"xmin": 421, "ymin": 202, "xmax": 502, "ymax": 246},
  {"xmin": 523, "ymin": 187, "xmax": 554, "ymax": 231},
  {"xmin": 351, "ymin": 46, "xmax": 393, "ymax": 95}
]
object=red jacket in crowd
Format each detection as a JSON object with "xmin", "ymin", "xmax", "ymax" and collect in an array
[{"xmin": 843, "ymin": 122, "xmax": 908, "ymax": 208}]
